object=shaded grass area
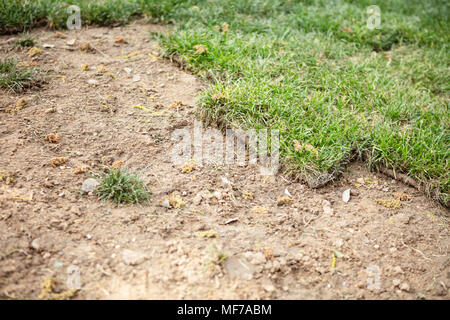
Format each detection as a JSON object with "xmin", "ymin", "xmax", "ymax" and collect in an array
[
  {"xmin": 0, "ymin": 58, "xmax": 43, "ymax": 92},
  {"xmin": 1, "ymin": 0, "xmax": 448, "ymax": 205}
]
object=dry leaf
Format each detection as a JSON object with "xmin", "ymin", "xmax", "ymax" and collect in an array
[
  {"xmin": 393, "ymin": 192, "xmax": 412, "ymax": 201},
  {"xmin": 167, "ymin": 100, "xmax": 182, "ymax": 109},
  {"xmin": 18, "ymin": 61, "xmax": 38, "ymax": 68},
  {"xmin": 80, "ymin": 64, "xmax": 90, "ymax": 71},
  {"xmin": 15, "ymin": 98, "xmax": 27, "ymax": 110},
  {"xmin": 111, "ymin": 160, "xmax": 125, "ymax": 168},
  {"xmin": 193, "ymin": 44, "xmax": 208, "ymax": 55},
  {"xmin": 211, "ymin": 93, "xmax": 225, "ymax": 102},
  {"xmin": 196, "ymin": 230, "xmax": 218, "ymax": 238},
  {"xmin": 50, "ymin": 157, "xmax": 68, "ymax": 168},
  {"xmin": 181, "ymin": 161, "xmax": 196, "ymax": 173},
  {"xmin": 96, "ymin": 64, "xmax": 107, "ymax": 73},
  {"xmin": 44, "ymin": 133, "xmax": 60, "ymax": 144},
  {"xmin": 242, "ymin": 190, "xmax": 254, "ymax": 200},
  {"xmin": 374, "ymin": 198, "xmax": 402, "ymax": 209},
  {"xmin": 264, "ymin": 247, "xmax": 274, "ymax": 260},
  {"xmin": 277, "ymin": 196, "xmax": 292, "ymax": 206},
  {"xmin": 73, "ymin": 166, "xmax": 87, "ymax": 174},
  {"xmin": 0, "ymin": 170, "xmax": 16, "ymax": 185},
  {"xmin": 54, "ymin": 32, "xmax": 67, "ymax": 39},
  {"xmin": 115, "ymin": 35, "xmax": 125, "ymax": 43},
  {"xmin": 252, "ymin": 206, "xmax": 269, "ymax": 214},
  {"xmin": 293, "ymin": 140, "xmax": 319, "ymax": 158},
  {"xmin": 222, "ymin": 22, "xmax": 229, "ymax": 33},
  {"xmin": 28, "ymin": 47, "xmax": 43, "ymax": 58},
  {"xmin": 167, "ymin": 193, "xmax": 185, "ymax": 208},
  {"xmin": 341, "ymin": 27, "xmax": 353, "ymax": 33},
  {"xmin": 80, "ymin": 43, "xmax": 91, "ymax": 53}
]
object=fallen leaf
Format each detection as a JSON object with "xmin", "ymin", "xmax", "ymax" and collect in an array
[
  {"xmin": 196, "ymin": 230, "xmax": 218, "ymax": 238},
  {"xmin": 181, "ymin": 161, "xmax": 196, "ymax": 173},
  {"xmin": 167, "ymin": 100, "xmax": 182, "ymax": 109},
  {"xmin": 264, "ymin": 247, "xmax": 274, "ymax": 260},
  {"xmin": 341, "ymin": 26, "xmax": 353, "ymax": 33},
  {"xmin": 277, "ymin": 196, "xmax": 292, "ymax": 206},
  {"xmin": 211, "ymin": 93, "xmax": 225, "ymax": 102},
  {"xmin": 28, "ymin": 47, "xmax": 43, "ymax": 58},
  {"xmin": 80, "ymin": 64, "xmax": 90, "ymax": 71},
  {"xmin": 193, "ymin": 44, "xmax": 208, "ymax": 55},
  {"xmin": 80, "ymin": 43, "xmax": 91, "ymax": 53},
  {"xmin": 242, "ymin": 190, "xmax": 254, "ymax": 200},
  {"xmin": 44, "ymin": 133, "xmax": 60, "ymax": 144},
  {"xmin": 54, "ymin": 32, "xmax": 67, "ymax": 39},
  {"xmin": 73, "ymin": 166, "xmax": 87, "ymax": 174},
  {"xmin": 115, "ymin": 35, "xmax": 125, "ymax": 43},
  {"xmin": 393, "ymin": 192, "xmax": 411, "ymax": 201},
  {"xmin": 166, "ymin": 193, "xmax": 185, "ymax": 208},
  {"xmin": 15, "ymin": 98, "xmax": 27, "ymax": 110},
  {"xmin": 293, "ymin": 140, "xmax": 319, "ymax": 159},
  {"xmin": 111, "ymin": 160, "xmax": 125, "ymax": 168},
  {"xmin": 374, "ymin": 198, "xmax": 402, "ymax": 209},
  {"xmin": 252, "ymin": 206, "xmax": 269, "ymax": 214},
  {"xmin": 18, "ymin": 61, "xmax": 38, "ymax": 68},
  {"xmin": 96, "ymin": 64, "xmax": 107, "ymax": 73},
  {"xmin": 0, "ymin": 170, "xmax": 16, "ymax": 185},
  {"xmin": 50, "ymin": 157, "xmax": 68, "ymax": 168},
  {"xmin": 222, "ymin": 22, "xmax": 229, "ymax": 33},
  {"xmin": 116, "ymin": 51, "xmax": 141, "ymax": 59}
]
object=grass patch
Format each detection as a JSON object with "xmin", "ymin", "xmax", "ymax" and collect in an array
[
  {"xmin": 152, "ymin": 0, "xmax": 449, "ymax": 205},
  {"xmin": 0, "ymin": 58, "xmax": 42, "ymax": 92},
  {"xmin": 0, "ymin": 0, "xmax": 181, "ymax": 34},
  {"xmin": 13, "ymin": 34, "xmax": 36, "ymax": 48},
  {"xmin": 95, "ymin": 167, "xmax": 150, "ymax": 204}
]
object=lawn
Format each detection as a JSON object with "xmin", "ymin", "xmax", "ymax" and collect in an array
[{"xmin": 1, "ymin": 0, "xmax": 448, "ymax": 205}]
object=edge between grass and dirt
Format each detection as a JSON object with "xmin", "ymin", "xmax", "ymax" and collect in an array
[{"xmin": 1, "ymin": 0, "xmax": 449, "ymax": 208}]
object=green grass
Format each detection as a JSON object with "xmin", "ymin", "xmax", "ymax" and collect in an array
[
  {"xmin": 0, "ymin": 58, "xmax": 42, "ymax": 92},
  {"xmin": 154, "ymin": 0, "xmax": 449, "ymax": 205},
  {"xmin": 1, "ymin": 0, "xmax": 448, "ymax": 205},
  {"xmin": 0, "ymin": 0, "xmax": 179, "ymax": 34},
  {"xmin": 94, "ymin": 167, "xmax": 150, "ymax": 204}
]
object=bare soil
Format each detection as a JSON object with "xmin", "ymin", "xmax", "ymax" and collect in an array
[{"xmin": 0, "ymin": 21, "xmax": 448, "ymax": 300}]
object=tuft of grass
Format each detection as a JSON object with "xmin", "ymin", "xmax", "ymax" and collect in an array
[
  {"xmin": 95, "ymin": 167, "xmax": 150, "ymax": 204},
  {"xmin": 13, "ymin": 34, "xmax": 36, "ymax": 48},
  {"xmin": 0, "ymin": 58, "xmax": 42, "ymax": 92}
]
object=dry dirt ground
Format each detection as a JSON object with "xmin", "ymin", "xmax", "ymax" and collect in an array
[{"xmin": 0, "ymin": 21, "xmax": 448, "ymax": 300}]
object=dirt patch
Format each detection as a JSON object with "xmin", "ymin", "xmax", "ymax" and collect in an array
[{"xmin": 0, "ymin": 21, "xmax": 448, "ymax": 300}]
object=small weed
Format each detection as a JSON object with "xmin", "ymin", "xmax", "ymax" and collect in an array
[
  {"xmin": 95, "ymin": 167, "xmax": 150, "ymax": 204},
  {"xmin": 0, "ymin": 58, "xmax": 42, "ymax": 92},
  {"xmin": 14, "ymin": 34, "xmax": 36, "ymax": 48}
]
